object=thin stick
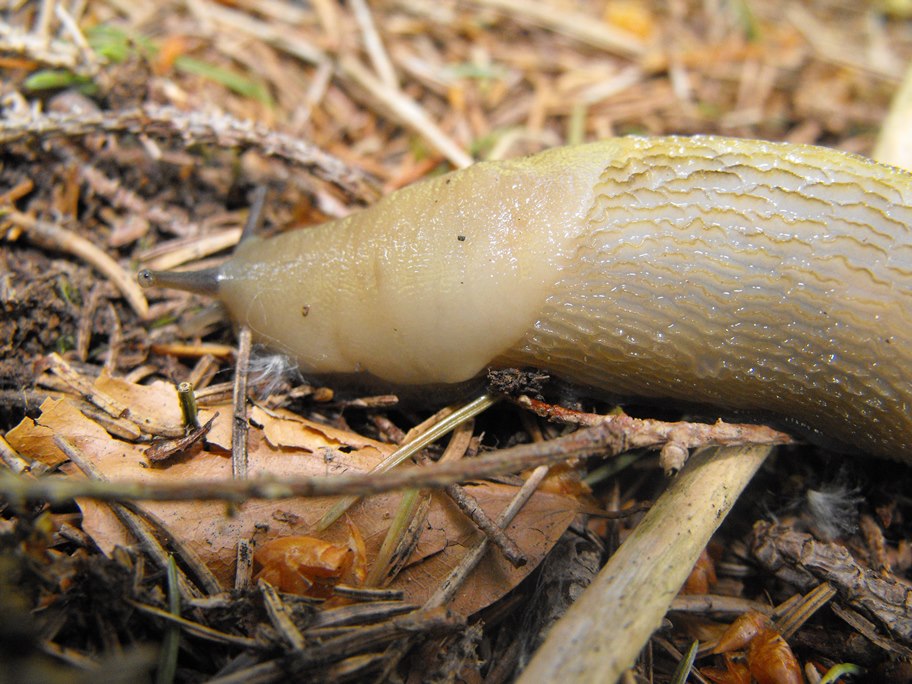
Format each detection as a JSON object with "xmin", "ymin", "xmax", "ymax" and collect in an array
[
  {"xmin": 63, "ymin": 439, "xmax": 205, "ymax": 600},
  {"xmin": 424, "ymin": 464, "xmax": 551, "ymax": 609},
  {"xmin": 35, "ymin": 422, "xmax": 609, "ymax": 504},
  {"xmin": 517, "ymin": 445, "xmax": 772, "ymax": 683},
  {"xmin": 239, "ymin": 186, "xmax": 268, "ymax": 243},
  {"xmin": 22, "ymin": 421, "xmax": 781, "ymax": 505},
  {"xmin": 445, "ymin": 482, "xmax": 527, "ymax": 567},
  {"xmin": 231, "ymin": 327, "xmax": 252, "ymax": 480},
  {"xmin": 128, "ymin": 600, "xmax": 263, "ymax": 649}
]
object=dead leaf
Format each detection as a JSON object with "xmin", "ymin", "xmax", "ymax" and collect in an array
[
  {"xmin": 9, "ymin": 385, "xmax": 579, "ymax": 616},
  {"xmin": 251, "ymin": 404, "xmax": 390, "ymax": 452}
]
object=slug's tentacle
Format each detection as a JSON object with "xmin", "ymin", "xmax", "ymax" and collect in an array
[
  {"xmin": 137, "ymin": 187, "xmax": 267, "ymax": 296},
  {"xmin": 239, "ymin": 186, "xmax": 269, "ymax": 243},
  {"xmin": 137, "ymin": 266, "xmax": 221, "ymax": 296}
]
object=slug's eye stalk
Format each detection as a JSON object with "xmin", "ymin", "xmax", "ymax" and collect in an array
[{"xmin": 136, "ymin": 267, "xmax": 221, "ymax": 297}]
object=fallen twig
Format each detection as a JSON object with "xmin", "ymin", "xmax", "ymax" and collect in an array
[
  {"xmin": 519, "ymin": 444, "xmax": 773, "ymax": 682},
  {"xmin": 0, "ymin": 105, "xmax": 380, "ymax": 202}
]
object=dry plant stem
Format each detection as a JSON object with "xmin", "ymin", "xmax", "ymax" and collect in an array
[
  {"xmin": 329, "ymin": 587, "xmax": 406, "ymax": 604},
  {"xmin": 53, "ymin": 3, "xmax": 97, "ymax": 71},
  {"xmin": 45, "ymin": 352, "xmax": 184, "ymax": 437},
  {"xmin": 518, "ymin": 395, "xmax": 793, "ymax": 452},
  {"xmin": 670, "ymin": 594, "xmax": 774, "ymax": 616},
  {"xmin": 366, "ymin": 424, "xmax": 481, "ymax": 585},
  {"xmin": 750, "ymin": 521, "xmax": 912, "ymax": 644},
  {"xmin": 231, "ymin": 326, "xmax": 252, "ymax": 480},
  {"xmin": 311, "ymin": 602, "xmax": 414, "ymax": 629},
  {"xmin": 177, "ymin": 382, "xmax": 200, "ymax": 429},
  {"xmin": 289, "ymin": 606, "xmax": 460, "ymax": 668},
  {"xmin": 777, "ymin": 582, "xmax": 837, "ymax": 640},
  {"xmin": 5, "ymin": 209, "xmax": 150, "ymax": 319},
  {"xmin": 28, "ymin": 418, "xmax": 782, "ymax": 504},
  {"xmin": 116, "ymin": 504, "xmax": 202, "ymax": 600},
  {"xmin": 364, "ymin": 488, "xmax": 429, "ymax": 587},
  {"xmin": 350, "ymin": 0, "xmax": 398, "ymax": 91},
  {"xmin": 467, "ymin": 0, "xmax": 645, "ymax": 58},
  {"xmin": 240, "ymin": 185, "xmax": 268, "ymax": 242},
  {"xmin": 0, "ymin": 21, "xmax": 84, "ymax": 71},
  {"xmin": 338, "ymin": 54, "xmax": 474, "ymax": 169},
  {"xmin": 0, "ymin": 105, "xmax": 379, "ymax": 202},
  {"xmin": 424, "ymin": 464, "xmax": 551, "ymax": 610},
  {"xmin": 873, "ymin": 56, "xmax": 912, "ymax": 168},
  {"xmin": 124, "ymin": 502, "xmax": 223, "ymax": 596},
  {"xmin": 140, "ymin": 229, "xmax": 243, "ymax": 272},
  {"xmin": 79, "ymin": 165, "xmax": 187, "ymax": 233},
  {"xmin": 187, "ymin": 0, "xmax": 327, "ymax": 65},
  {"xmin": 518, "ymin": 445, "xmax": 772, "ymax": 684},
  {"xmin": 422, "ymin": 419, "xmax": 526, "ymax": 566},
  {"xmin": 695, "ymin": 582, "xmax": 837, "ymax": 657}
]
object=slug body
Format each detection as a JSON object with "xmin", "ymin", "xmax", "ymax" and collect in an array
[{"xmin": 144, "ymin": 137, "xmax": 912, "ymax": 461}]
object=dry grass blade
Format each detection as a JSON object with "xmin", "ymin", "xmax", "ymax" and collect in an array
[
  {"xmin": 231, "ymin": 326, "xmax": 252, "ymax": 480},
  {"xmin": 339, "ymin": 55, "xmax": 474, "ymax": 169},
  {"xmin": 316, "ymin": 393, "xmax": 498, "ymax": 530}
]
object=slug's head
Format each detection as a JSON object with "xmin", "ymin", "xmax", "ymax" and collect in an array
[{"xmin": 137, "ymin": 266, "xmax": 222, "ymax": 297}]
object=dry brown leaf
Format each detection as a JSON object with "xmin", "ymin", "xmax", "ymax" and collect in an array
[
  {"xmin": 251, "ymin": 404, "xmax": 390, "ymax": 453},
  {"xmin": 6, "ymin": 397, "xmax": 111, "ymax": 467},
  {"xmin": 93, "ymin": 371, "xmax": 184, "ymax": 436},
  {"xmin": 10, "ymin": 386, "xmax": 578, "ymax": 616}
]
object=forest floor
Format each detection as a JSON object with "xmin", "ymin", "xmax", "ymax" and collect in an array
[{"xmin": 1, "ymin": 1, "xmax": 912, "ymax": 683}]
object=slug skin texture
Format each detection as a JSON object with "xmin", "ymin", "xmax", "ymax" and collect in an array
[{"xmin": 168, "ymin": 137, "xmax": 912, "ymax": 460}]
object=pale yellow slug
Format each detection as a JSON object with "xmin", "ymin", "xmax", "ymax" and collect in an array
[{"xmin": 139, "ymin": 136, "xmax": 912, "ymax": 461}]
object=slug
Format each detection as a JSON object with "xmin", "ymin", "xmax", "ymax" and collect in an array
[{"xmin": 138, "ymin": 136, "xmax": 912, "ymax": 462}]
